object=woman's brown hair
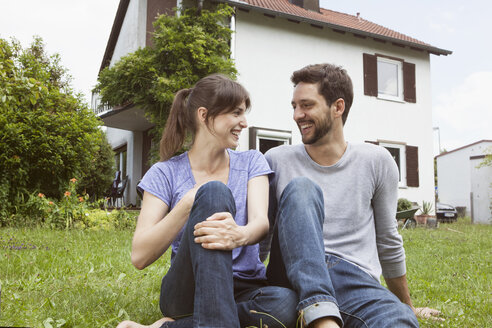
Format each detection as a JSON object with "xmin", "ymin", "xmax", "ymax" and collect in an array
[{"xmin": 159, "ymin": 74, "xmax": 251, "ymax": 161}]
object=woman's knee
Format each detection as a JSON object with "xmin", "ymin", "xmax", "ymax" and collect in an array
[
  {"xmin": 197, "ymin": 180, "xmax": 230, "ymax": 198},
  {"xmin": 189, "ymin": 181, "xmax": 236, "ymax": 225}
]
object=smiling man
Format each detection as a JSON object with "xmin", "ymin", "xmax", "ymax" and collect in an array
[{"xmin": 263, "ymin": 63, "xmax": 425, "ymax": 327}]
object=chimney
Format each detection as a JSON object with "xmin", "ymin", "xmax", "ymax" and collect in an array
[{"xmin": 289, "ymin": 0, "xmax": 320, "ymax": 13}]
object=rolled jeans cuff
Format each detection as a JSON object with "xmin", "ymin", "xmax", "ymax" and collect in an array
[{"xmin": 301, "ymin": 301, "xmax": 343, "ymax": 327}]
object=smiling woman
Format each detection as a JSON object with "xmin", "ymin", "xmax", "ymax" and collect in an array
[{"xmin": 116, "ymin": 74, "xmax": 298, "ymax": 328}]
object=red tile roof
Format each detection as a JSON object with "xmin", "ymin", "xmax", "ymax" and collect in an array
[
  {"xmin": 224, "ymin": 0, "xmax": 451, "ymax": 55},
  {"xmin": 100, "ymin": 0, "xmax": 451, "ymax": 72}
]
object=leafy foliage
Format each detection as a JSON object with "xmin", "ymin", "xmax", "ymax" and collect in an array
[
  {"xmin": 0, "ymin": 37, "xmax": 114, "ymax": 217},
  {"xmin": 94, "ymin": 4, "xmax": 237, "ymax": 161},
  {"xmin": 397, "ymin": 198, "xmax": 413, "ymax": 212},
  {"xmin": 477, "ymin": 146, "xmax": 492, "ymax": 168},
  {"xmin": 1, "ymin": 177, "xmax": 135, "ymax": 230}
]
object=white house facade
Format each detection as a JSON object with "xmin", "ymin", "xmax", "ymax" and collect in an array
[
  {"xmin": 436, "ymin": 140, "xmax": 492, "ymax": 224},
  {"xmin": 92, "ymin": 0, "xmax": 451, "ymax": 207}
]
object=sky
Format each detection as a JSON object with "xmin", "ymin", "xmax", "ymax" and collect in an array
[{"xmin": 1, "ymin": 0, "xmax": 490, "ymax": 154}]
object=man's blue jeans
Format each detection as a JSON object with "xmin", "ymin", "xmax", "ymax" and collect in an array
[
  {"xmin": 266, "ymin": 177, "xmax": 419, "ymax": 327},
  {"xmin": 159, "ymin": 181, "xmax": 298, "ymax": 328}
]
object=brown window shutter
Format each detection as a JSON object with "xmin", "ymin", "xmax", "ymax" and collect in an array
[
  {"xmin": 406, "ymin": 145, "xmax": 419, "ymax": 187},
  {"xmin": 403, "ymin": 62, "xmax": 416, "ymax": 103},
  {"xmin": 363, "ymin": 53, "xmax": 378, "ymax": 96},
  {"xmin": 364, "ymin": 140, "xmax": 379, "ymax": 145}
]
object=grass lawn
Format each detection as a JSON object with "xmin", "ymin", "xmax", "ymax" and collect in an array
[{"xmin": 1, "ymin": 218, "xmax": 491, "ymax": 327}]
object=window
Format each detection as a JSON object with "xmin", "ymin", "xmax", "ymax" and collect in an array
[
  {"xmin": 377, "ymin": 57, "xmax": 403, "ymax": 101},
  {"xmin": 366, "ymin": 141, "xmax": 419, "ymax": 188},
  {"xmin": 380, "ymin": 142, "xmax": 407, "ymax": 186},
  {"xmin": 363, "ymin": 53, "xmax": 416, "ymax": 103},
  {"xmin": 114, "ymin": 144, "xmax": 127, "ymax": 178},
  {"xmin": 249, "ymin": 127, "xmax": 291, "ymax": 154}
]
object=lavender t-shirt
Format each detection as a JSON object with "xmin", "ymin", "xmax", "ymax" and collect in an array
[{"xmin": 138, "ymin": 149, "xmax": 273, "ymax": 280}]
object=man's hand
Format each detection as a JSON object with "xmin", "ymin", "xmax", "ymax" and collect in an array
[
  {"xmin": 193, "ymin": 212, "xmax": 246, "ymax": 250},
  {"xmin": 414, "ymin": 307, "xmax": 444, "ymax": 321}
]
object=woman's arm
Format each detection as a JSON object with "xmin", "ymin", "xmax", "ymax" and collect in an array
[
  {"xmin": 131, "ymin": 188, "xmax": 197, "ymax": 269},
  {"xmin": 193, "ymin": 175, "xmax": 270, "ymax": 249}
]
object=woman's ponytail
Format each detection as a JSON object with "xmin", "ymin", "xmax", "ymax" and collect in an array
[
  {"xmin": 159, "ymin": 74, "xmax": 250, "ymax": 162},
  {"xmin": 159, "ymin": 88, "xmax": 192, "ymax": 161}
]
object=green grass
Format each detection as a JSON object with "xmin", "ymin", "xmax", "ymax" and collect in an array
[
  {"xmin": 401, "ymin": 218, "xmax": 492, "ymax": 327},
  {"xmin": 1, "ymin": 228, "xmax": 170, "ymax": 327},
  {"xmin": 1, "ymin": 218, "xmax": 490, "ymax": 327}
]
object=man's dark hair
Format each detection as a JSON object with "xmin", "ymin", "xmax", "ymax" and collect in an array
[{"xmin": 291, "ymin": 64, "xmax": 354, "ymax": 125}]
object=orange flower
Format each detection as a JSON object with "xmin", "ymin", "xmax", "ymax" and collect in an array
[
  {"xmin": 70, "ymin": 178, "xmax": 77, "ymax": 183},
  {"xmin": 48, "ymin": 201, "xmax": 54, "ymax": 205},
  {"xmin": 13, "ymin": 155, "xmax": 20, "ymax": 160},
  {"xmin": 64, "ymin": 191, "xmax": 71, "ymax": 197},
  {"xmin": 38, "ymin": 193, "xmax": 45, "ymax": 198},
  {"xmin": 78, "ymin": 197, "xmax": 84, "ymax": 202}
]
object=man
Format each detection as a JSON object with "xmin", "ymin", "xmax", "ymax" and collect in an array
[{"xmin": 263, "ymin": 64, "xmax": 438, "ymax": 327}]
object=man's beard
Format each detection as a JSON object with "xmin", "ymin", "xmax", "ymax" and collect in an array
[{"xmin": 300, "ymin": 116, "xmax": 332, "ymax": 145}]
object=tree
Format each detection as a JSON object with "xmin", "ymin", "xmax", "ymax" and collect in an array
[
  {"xmin": 94, "ymin": 4, "xmax": 237, "ymax": 161},
  {"xmin": 0, "ymin": 37, "xmax": 114, "ymax": 209}
]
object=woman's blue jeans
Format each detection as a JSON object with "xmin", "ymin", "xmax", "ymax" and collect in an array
[
  {"xmin": 159, "ymin": 181, "xmax": 298, "ymax": 328},
  {"xmin": 266, "ymin": 177, "xmax": 419, "ymax": 327}
]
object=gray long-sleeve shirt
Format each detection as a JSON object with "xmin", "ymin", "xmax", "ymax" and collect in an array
[{"xmin": 265, "ymin": 142, "xmax": 406, "ymax": 281}]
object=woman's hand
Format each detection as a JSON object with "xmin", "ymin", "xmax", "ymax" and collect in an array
[
  {"xmin": 193, "ymin": 212, "xmax": 247, "ymax": 250},
  {"xmin": 180, "ymin": 183, "xmax": 201, "ymax": 208}
]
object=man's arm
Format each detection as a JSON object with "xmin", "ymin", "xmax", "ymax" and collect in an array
[
  {"xmin": 384, "ymin": 274, "xmax": 413, "ymax": 307},
  {"xmin": 385, "ymin": 275, "xmax": 442, "ymax": 320},
  {"xmin": 374, "ymin": 149, "xmax": 442, "ymax": 320}
]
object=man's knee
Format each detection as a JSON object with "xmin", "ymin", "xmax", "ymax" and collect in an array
[{"xmin": 281, "ymin": 177, "xmax": 323, "ymax": 204}]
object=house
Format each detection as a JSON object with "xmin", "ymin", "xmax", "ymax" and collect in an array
[
  {"xmin": 436, "ymin": 140, "xmax": 492, "ymax": 224},
  {"xmin": 92, "ymin": 0, "xmax": 451, "ymax": 207}
]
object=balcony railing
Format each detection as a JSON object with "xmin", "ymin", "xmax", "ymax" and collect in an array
[{"xmin": 91, "ymin": 92, "xmax": 111, "ymax": 116}]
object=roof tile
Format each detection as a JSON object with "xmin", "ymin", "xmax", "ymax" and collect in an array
[{"xmin": 241, "ymin": 0, "xmax": 431, "ymax": 46}]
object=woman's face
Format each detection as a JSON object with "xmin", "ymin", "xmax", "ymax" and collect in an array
[{"xmin": 209, "ymin": 101, "xmax": 248, "ymax": 149}]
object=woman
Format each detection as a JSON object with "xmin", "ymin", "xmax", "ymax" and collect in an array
[{"xmin": 117, "ymin": 74, "xmax": 297, "ymax": 328}]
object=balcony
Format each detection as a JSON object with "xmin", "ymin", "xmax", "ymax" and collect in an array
[{"xmin": 91, "ymin": 92, "xmax": 154, "ymax": 132}]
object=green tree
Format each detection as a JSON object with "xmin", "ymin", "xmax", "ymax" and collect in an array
[
  {"xmin": 94, "ymin": 4, "xmax": 236, "ymax": 161},
  {"xmin": 0, "ymin": 37, "xmax": 114, "ymax": 213}
]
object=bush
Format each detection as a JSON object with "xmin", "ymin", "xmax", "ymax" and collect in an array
[
  {"xmin": 0, "ymin": 37, "xmax": 114, "ymax": 212},
  {"xmin": 2, "ymin": 178, "xmax": 136, "ymax": 230},
  {"xmin": 75, "ymin": 209, "xmax": 136, "ymax": 231},
  {"xmin": 397, "ymin": 198, "xmax": 413, "ymax": 212},
  {"xmin": 77, "ymin": 135, "xmax": 115, "ymax": 201}
]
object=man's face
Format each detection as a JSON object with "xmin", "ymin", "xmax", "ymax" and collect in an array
[{"xmin": 291, "ymin": 82, "xmax": 332, "ymax": 145}]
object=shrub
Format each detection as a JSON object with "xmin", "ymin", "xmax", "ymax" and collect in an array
[
  {"xmin": 4, "ymin": 178, "xmax": 136, "ymax": 230},
  {"xmin": 0, "ymin": 37, "xmax": 114, "ymax": 214},
  {"xmin": 77, "ymin": 135, "xmax": 115, "ymax": 201},
  {"xmin": 75, "ymin": 209, "xmax": 136, "ymax": 231},
  {"xmin": 397, "ymin": 198, "xmax": 413, "ymax": 212}
]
